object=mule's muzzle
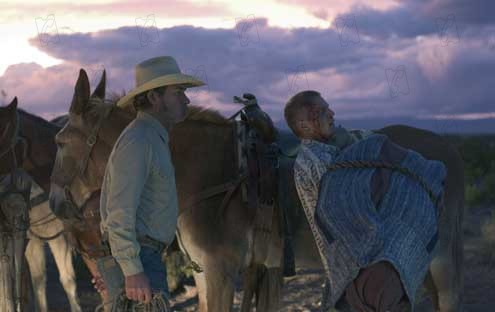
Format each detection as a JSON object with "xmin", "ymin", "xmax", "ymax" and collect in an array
[{"xmin": 49, "ymin": 183, "xmax": 82, "ymax": 223}]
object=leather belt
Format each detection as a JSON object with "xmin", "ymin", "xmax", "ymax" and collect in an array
[
  {"xmin": 137, "ymin": 235, "xmax": 168, "ymax": 254},
  {"xmin": 101, "ymin": 233, "xmax": 168, "ymax": 255}
]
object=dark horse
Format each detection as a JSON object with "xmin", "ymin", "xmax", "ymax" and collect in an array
[
  {"xmin": 50, "ymin": 70, "xmax": 464, "ymax": 312},
  {"xmin": 19, "ymin": 110, "xmax": 81, "ymax": 312},
  {"xmin": 0, "ymin": 98, "xmax": 32, "ymax": 311}
]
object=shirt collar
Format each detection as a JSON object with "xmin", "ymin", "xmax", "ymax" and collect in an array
[{"xmin": 136, "ymin": 111, "xmax": 169, "ymax": 143}]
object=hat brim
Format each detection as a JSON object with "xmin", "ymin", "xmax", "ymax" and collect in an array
[{"xmin": 116, "ymin": 73, "xmax": 205, "ymax": 107}]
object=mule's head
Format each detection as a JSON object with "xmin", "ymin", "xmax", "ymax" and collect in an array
[
  {"xmin": 0, "ymin": 97, "xmax": 18, "ymax": 148},
  {"xmin": 0, "ymin": 97, "xmax": 22, "ymax": 175},
  {"xmin": 49, "ymin": 69, "xmax": 132, "ymax": 222}
]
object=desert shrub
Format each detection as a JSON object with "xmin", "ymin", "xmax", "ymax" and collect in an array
[
  {"xmin": 455, "ymin": 136, "xmax": 495, "ymax": 207},
  {"xmin": 164, "ymin": 251, "xmax": 194, "ymax": 293}
]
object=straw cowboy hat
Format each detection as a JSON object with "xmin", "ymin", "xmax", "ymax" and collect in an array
[{"xmin": 116, "ymin": 56, "xmax": 205, "ymax": 107}]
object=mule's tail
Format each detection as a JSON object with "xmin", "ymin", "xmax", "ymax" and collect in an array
[{"xmin": 240, "ymin": 264, "xmax": 283, "ymax": 312}]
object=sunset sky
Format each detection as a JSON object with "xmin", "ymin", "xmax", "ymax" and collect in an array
[{"xmin": 1, "ymin": 0, "xmax": 494, "ymax": 133}]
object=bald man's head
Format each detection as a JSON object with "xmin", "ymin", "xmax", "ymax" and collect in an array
[{"xmin": 284, "ymin": 90, "xmax": 335, "ymax": 141}]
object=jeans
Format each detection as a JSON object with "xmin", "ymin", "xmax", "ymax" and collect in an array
[
  {"xmin": 96, "ymin": 246, "xmax": 169, "ymax": 311},
  {"xmin": 140, "ymin": 246, "xmax": 168, "ymax": 292}
]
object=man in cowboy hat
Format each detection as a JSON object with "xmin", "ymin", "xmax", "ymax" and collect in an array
[{"xmin": 95, "ymin": 56, "xmax": 204, "ymax": 310}]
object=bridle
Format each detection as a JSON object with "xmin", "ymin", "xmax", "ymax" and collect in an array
[{"xmin": 50, "ymin": 101, "xmax": 114, "ymax": 224}]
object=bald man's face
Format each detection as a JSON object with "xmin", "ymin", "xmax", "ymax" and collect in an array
[{"xmin": 298, "ymin": 96, "xmax": 336, "ymax": 142}]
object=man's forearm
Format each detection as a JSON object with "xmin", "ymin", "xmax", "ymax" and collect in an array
[{"xmin": 107, "ymin": 228, "xmax": 144, "ymax": 276}]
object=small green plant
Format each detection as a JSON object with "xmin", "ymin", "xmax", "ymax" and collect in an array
[{"xmin": 164, "ymin": 251, "xmax": 194, "ymax": 293}]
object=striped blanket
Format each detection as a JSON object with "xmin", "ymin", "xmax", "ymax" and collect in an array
[{"xmin": 315, "ymin": 134, "xmax": 446, "ymax": 310}]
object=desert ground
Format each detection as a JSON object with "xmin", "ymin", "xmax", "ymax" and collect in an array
[{"xmin": 42, "ymin": 204, "xmax": 495, "ymax": 311}]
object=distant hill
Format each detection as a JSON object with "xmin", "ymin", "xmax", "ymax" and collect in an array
[{"xmin": 275, "ymin": 117, "xmax": 495, "ymax": 135}]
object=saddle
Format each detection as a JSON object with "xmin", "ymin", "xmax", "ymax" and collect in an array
[
  {"xmin": 234, "ymin": 113, "xmax": 279, "ymax": 265},
  {"xmin": 235, "ymin": 113, "xmax": 301, "ymax": 271}
]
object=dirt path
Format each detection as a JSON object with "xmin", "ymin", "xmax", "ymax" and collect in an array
[{"xmin": 45, "ymin": 206, "xmax": 495, "ymax": 311}]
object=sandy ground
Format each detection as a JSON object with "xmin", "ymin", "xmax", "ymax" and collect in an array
[{"xmin": 44, "ymin": 206, "xmax": 495, "ymax": 312}]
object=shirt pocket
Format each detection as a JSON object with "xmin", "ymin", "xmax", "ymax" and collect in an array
[{"xmin": 149, "ymin": 147, "xmax": 176, "ymax": 193}]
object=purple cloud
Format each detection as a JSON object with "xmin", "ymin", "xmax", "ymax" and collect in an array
[
  {"xmin": 1, "ymin": 14, "xmax": 493, "ymax": 133},
  {"xmin": 0, "ymin": 0, "xmax": 232, "ymax": 20},
  {"xmin": 330, "ymin": 0, "xmax": 495, "ymax": 40}
]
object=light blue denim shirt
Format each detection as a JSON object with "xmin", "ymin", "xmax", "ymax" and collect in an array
[{"xmin": 100, "ymin": 111, "xmax": 178, "ymax": 276}]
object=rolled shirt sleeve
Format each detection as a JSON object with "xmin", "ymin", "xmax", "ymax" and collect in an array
[{"xmin": 102, "ymin": 133, "xmax": 152, "ymax": 276}]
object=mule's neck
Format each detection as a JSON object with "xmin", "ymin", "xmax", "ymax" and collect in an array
[
  {"xmin": 18, "ymin": 110, "xmax": 60, "ymax": 193},
  {"xmin": 170, "ymin": 120, "xmax": 237, "ymax": 200}
]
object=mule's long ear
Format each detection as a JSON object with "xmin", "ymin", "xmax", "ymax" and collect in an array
[
  {"xmin": 70, "ymin": 69, "xmax": 91, "ymax": 115},
  {"xmin": 91, "ymin": 69, "xmax": 106, "ymax": 99},
  {"xmin": 7, "ymin": 97, "xmax": 18, "ymax": 110}
]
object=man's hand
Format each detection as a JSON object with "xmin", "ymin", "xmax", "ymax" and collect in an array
[
  {"xmin": 125, "ymin": 272, "xmax": 152, "ymax": 303},
  {"xmin": 91, "ymin": 273, "xmax": 106, "ymax": 294}
]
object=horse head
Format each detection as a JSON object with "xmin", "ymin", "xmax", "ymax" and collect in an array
[
  {"xmin": 49, "ymin": 69, "xmax": 133, "ymax": 257},
  {"xmin": 0, "ymin": 98, "xmax": 22, "ymax": 174}
]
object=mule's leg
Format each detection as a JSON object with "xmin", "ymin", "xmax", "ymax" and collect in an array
[
  {"xmin": 48, "ymin": 235, "xmax": 82, "ymax": 312},
  {"xmin": 424, "ymin": 270, "xmax": 440, "ymax": 311},
  {"xmin": 194, "ymin": 261, "xmax": 236, "ymax": 312},
  {"xmin": 21, "ymin": 257, "xmax": 35, "ymax": 311},
  {"xmin": 255, "ymin": 267, "xmax": 283, "ymax": 312},
  {"xmin": 428, "ymin": 201, "xmax": 464, "ymax": 312},
  {"xmin": 25, "ymin": 238, "xmax": 48, "ymax": 312},
  {"xmin": 429, "ymin": 252, "xmax": 463, "ymax": 312},
  {"xmin": 193, "ymin": 271, "xmax": 208, "ymax": 312},
  {"xmin": 81, "ymin": 255, "xmax": 111, "ymax": 312}
]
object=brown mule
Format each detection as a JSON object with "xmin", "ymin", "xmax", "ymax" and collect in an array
[{"xmin": 49, "ymin": 69, "xmax": 283, "ymax": 311}]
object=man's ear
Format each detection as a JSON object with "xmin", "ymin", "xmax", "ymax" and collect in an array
[{"xmin": 146, "ymin": 90, "xmax": 157, "ymax": 109}]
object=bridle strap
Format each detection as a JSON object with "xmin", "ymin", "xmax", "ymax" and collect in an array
[
  {"xmin": 79, "ymin": 104, "xmax": 114, "ymax": 179},
  {"xmin": 52, "ymin": 103, "xmax": 114, "ymax": 217}
]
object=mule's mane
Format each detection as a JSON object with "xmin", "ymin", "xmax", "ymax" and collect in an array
[
  {"xmin": 185, "ymin": 106, "xmax": 230, "ymax": 125},
  {"xmin": 106, "ymin": 93, "xmax": 230, "ymax": 126}
]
